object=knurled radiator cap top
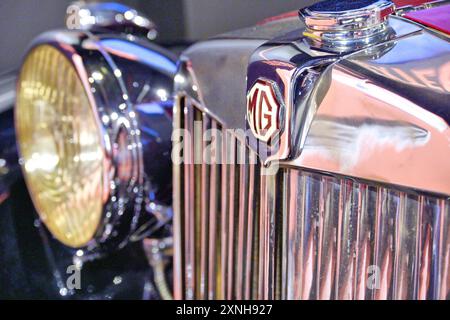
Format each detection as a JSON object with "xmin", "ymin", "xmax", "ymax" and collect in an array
[{"xmin": 299, "ymin": 0, "xmax": 396, "ymax": 52}]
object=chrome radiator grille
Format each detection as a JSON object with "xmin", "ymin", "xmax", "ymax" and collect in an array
[{"xmin": 173, "ymin": 98, "xmax": 450, "ymax": 300}]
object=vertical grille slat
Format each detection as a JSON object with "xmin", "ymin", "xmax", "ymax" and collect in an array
[
  {"xmin": 274, "ymin": 173, "xmax": 285, "ymax": 300},
  {"xmin": 174, "ymin": 100, "xmax": 450, "ymax": 300},
  {"xmin": 219, "ymin": 130, "xmax": 228, "ymax": 299},
  {"xmin": 236, "ymin": 139, "xmax": 249, "ymax": 300},
  {"xmin": 266, "ymin": 174, "xmax": 278, "ymax": 300},
  {"xmin": 172, "ymin": 96, "xmax": 184, "ymax": 299},
  {"xmin": 257, "ymin": 174, "xmax": 267, "ymax": 300},
  {"xmin": 226, "ymin": 133, "xmax": 237, "ymax": 300},
  {"xmin": 193, "ymin": 109, "xmax": 203, "ymax": 298},
  {"xmin": 354, "ymin": 185, "xmax": 376, "ymax": 300},
  {"xmin": 250, "ymin": 161, "xmax": 261, "ymax": 300},
  {"xmin": 280, "ymin": 171, "xmax": 289, "ymax": 300},
  {"xmin": 393, "ymin": 194, "xmax": 421, "ymax": 299},
  {"xmin": 183, "ymin": 98, "xmax": 195, "ymax": 299},
  {"xmin": 317, "ymin": 176, "xmax": 339, "ymax": 299},
  {"xmin": 199, "ymin": 113, "xmax": 211, "ymax": 299},
  {"xmin": 286, "ymin": 169, "xmax": 299, "ymax": 300},
  {"xmin": 373, "ymin": 188, "xmax": 397, "ymax": 300},
  {"xmin": 335, "ymin": 180, "xmax": 359, "ymax": 300},
  {"xmin": 299, "ymin": 173, "xmax": 321, "ymax": 300},
  {"xmin": 418, "ymin": 196, "xmax": 433, "ymax": 299},
  {"xmin": 207, "ymin": 120, "xmax": 220, "ymax": 299},
  {"xmin": 244, "ymin": 152, "xmax": 257, "ymax": 299},
  {"xmin": 436, "ymin": 200, "xmax": 450, "ymax": 299}
]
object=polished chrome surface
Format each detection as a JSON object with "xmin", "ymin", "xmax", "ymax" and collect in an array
[
  {"xmin": 68, "ymin": 2, "xmax": 157, "ymax": 40},
  {"xmin": 286, "ymin": 21, "xmax": 450, "ymax": 196},
  {"xmin": 246, "ymin": 16, "xmax": 421, "ymax": 165},
  {"xmin": 181, "ymin": 39, "xmax": 267, "ymax": 131},
  {"xmin": 174, "ymin": 6, "xmax": 450, "ymax": 300},
  {"xmin": 299, "ymin": 0, "xmax": 396, "ymax": 52},
  {"xmin": 284, "ymin": 170, "xmax": 450, "ymax": 300},
  {"xmin": 173, "ymin": 97, "xmax": 265, "ymax": 300}
]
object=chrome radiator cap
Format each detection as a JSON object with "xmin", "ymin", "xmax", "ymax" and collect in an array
[{"xmin": 299, "ymin": 0, "xmax": 396, "ymax": 52}]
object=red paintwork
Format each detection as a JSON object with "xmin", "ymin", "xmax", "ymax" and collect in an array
[
  {"xmin": 257, "ymin": 1, "xmax": 449, "ymax": 34},
  {"xmin": 393, "ymin": 0, "xmax": 430, "ymax": 7},
  {"xmin": 257, "ymin": 10, "xmax": 298, "ymax": 26},
  {"xmin": 256, "ymin": 1, "xmax": 431, "ymax": 26},
  {"xmin": 405, "ymin": 4, "xmax": 450, "ymax": 35}
]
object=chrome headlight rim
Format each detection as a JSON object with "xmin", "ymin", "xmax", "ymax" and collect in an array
[{"xmin": 15, "ymin": 30, "xmax": 144, "ymax": 251}]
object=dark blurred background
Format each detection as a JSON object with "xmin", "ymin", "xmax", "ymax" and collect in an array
[{"xmin": 0, "ymin": 0, "xmax": 318, "ymax": 75}]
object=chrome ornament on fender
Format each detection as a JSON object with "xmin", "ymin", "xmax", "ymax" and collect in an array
[{"xmin": 246, "ymin": 79, "xmax": 283, "ymax": 143}]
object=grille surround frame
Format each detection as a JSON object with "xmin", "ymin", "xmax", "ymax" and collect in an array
[{"xmin": 173, "ymin": 92, "xmax": 450, "ymax": 300}]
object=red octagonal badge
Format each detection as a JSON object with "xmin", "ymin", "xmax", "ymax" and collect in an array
[{"xmin": 246, "ymin": 79, "xmax": 282, "ymax": 143}]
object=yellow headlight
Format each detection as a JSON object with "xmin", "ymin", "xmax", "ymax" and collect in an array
[{"xmin": 16, "ymin": 45, "xmax": 105, "ymax": 248}]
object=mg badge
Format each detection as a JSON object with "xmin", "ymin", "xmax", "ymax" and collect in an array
[{"xmin": 246, "ymin": 79, "xmax": 282, "ymax": 143}]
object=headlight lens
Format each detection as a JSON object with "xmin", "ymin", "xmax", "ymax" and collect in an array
[{"xmin": 16, "ymin": 45, "xmax": 105, "ymax": 248}]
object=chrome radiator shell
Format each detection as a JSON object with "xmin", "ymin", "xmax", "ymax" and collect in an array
[{"xmin": 173, "ymin": 13, "xmax": 450, "ymax": 300}]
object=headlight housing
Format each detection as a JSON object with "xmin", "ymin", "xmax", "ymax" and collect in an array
[{"xmin": 15, "ymin": 31, "xmax": 145, "ymax": 250}]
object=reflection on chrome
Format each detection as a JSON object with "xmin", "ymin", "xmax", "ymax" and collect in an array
[
  {"xmin": 289, "ymin": 38, "xmax": 450, "ymax": 195},
  {"xmin": 303, "ymin": 117, "xmax": 430, "ymax": 170},
  {"xmin": 68, "ymin": 1, "xmax": 157, "ymax": 40}
]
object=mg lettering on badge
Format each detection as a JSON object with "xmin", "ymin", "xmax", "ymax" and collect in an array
[{"xmin": 247, "ymin": 79, "xmax": 282, "ymax": 143}]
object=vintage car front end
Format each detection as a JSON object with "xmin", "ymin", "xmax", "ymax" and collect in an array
[
  {"xmin": 2, "ymin": 0, "xmax": 449, "ymax": 302},
  {"xmin": 172, "ymin": 0, "xmax": 450, "ymax": 300}
]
